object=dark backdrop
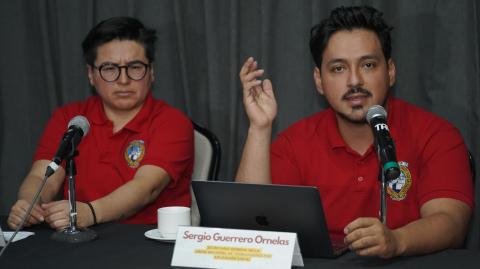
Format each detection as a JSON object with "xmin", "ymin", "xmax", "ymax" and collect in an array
[{"xmin": 0, "ymin": 0, "xmax": 479, "ymax": 249}]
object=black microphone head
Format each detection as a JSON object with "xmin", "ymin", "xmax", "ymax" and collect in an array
[
  {"xmin": 68, "ymin": 115, "xmax": 90, "ymax": 137},
  {"xmin": 366, "ymin": 105, "xmax": 387, "ymax": 124}
]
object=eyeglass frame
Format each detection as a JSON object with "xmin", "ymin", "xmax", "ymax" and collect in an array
[{"xmin": 93, "ymin": 61, "xmax": 151, "ymax": 82}]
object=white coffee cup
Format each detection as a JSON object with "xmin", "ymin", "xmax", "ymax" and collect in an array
[{"xmin": 157, "ymin": 206, "xmax": 191, "ymax": 240}]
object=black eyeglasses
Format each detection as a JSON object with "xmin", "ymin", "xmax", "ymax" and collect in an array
[{"xmin": 94, "ymin": 61, "xmax": 150, "ymax": 82}]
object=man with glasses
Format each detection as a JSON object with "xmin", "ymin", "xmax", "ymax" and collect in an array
[{"xmin": 7, "ymin": 17, "xmax": 194, "ymax": 229}]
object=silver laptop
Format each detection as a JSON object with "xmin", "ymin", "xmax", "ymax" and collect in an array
[{"xmin": 192, "ymin": 181, "xmax": 347, "ymax": 258}]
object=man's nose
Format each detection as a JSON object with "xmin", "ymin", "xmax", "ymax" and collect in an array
[
  {"xmin": 117, "ymin": 66, "xmax": 130, "ymax": 84},
  {"xmin": 347, "ymin": 67, "xmax": 364, "ymax": 88}
]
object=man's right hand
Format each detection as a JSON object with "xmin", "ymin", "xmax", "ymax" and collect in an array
[
  {"xmin": 7, "ymin": 199, "xmax": 45, "ymax": 229},
  {"xmin": 239, "ymin": 57, "xmax": 277, "ymax": 130}
]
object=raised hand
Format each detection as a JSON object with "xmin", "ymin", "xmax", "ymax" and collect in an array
[{"xmin": 239, "ymin": 57, "xmax": 277, "ymax": 130}]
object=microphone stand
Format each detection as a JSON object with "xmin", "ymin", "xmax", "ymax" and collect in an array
[
  {"xmin": 51, "ymin": 149, "xmax": 98, "ymax": 243},
  {"xmin": 379, "ymin": 165, "xmax": 387, "ymax": 224},
  {"xmin": 378, "ymin": 163, "xmax": 399, "ymax": 225}
]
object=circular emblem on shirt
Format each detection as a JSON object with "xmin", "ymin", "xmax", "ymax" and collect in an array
[
  {"xmin": 387, "ymin": 161, "xmax": 412, "ymax": 201},
  {"xmin": 124, "ymin": 140, "xmax": 145, "ymax": 168}
]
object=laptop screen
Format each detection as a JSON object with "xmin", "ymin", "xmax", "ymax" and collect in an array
[{"xmin": 192, "ymin": 181, "xmax": 344, "ymax": 258}]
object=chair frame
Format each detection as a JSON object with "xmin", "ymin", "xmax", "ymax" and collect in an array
[
  {"xmin": 468, "ymin": 151, "xmax": 475, "ymax": 185},
  {"xmin": 192, "ymin": 122, "xmax": 221, "ymax": 180}
]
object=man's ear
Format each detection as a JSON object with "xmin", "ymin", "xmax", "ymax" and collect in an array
[
  {"xmin": 149, "ymin": 64, "xmax": 155, "ymax": 82},
  {"xmin": 387, "ymin": 59, "xmax": 396, "ymax": 87},
  {"xmin": 87, "ymin": 65, "xmax": 95, "ymax": 86},
  {"xmin": 313, "ymin": 67, "xmax": 324, "ymax": 95}
]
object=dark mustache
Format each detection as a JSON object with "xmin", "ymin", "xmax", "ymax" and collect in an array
[{"xmin": 342, "ymin": 87, "xmax": 372, "ymax": 99}]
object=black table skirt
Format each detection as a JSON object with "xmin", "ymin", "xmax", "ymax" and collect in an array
[{"xmin": 1, "ymin": 217, "xmax": 480, "ymax": 269}]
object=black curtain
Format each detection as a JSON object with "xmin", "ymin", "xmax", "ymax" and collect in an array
[{"xmin": 0, "ymin": 0, "xmax": 478, "ymax": 249}]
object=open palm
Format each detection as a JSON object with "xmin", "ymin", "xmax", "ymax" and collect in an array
[{"xmin": 239, "ymin": 57, "xmax": 277, "ymax": 129}]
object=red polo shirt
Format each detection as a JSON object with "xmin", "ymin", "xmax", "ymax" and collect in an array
[
  {"xmin": 271, "ymin": 97, "xmax": 473, "ymax": 238},
  {"xmin": 34, "ymin": 92, "xmax": 194, "ymax": 224}
]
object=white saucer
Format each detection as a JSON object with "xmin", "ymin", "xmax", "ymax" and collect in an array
[{"xmin": 144, "ymin": 229, "xmax": 176, "ymax": 242}]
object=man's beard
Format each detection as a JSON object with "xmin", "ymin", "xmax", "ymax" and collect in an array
[{"xmin": 336, "ymin": 87, "xmax": 387, "ymax": 125}]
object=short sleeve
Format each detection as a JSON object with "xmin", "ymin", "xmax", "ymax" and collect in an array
[
  {"xmin": 417, "ymin": 125, "xmax": 474, "ymax": 208},
  {"xmin": 141, "ymin": 109, "xmax": 194, "ymax": 187},
  {"xmin": 33, "ymin": 108, "xmax": 70, "ymax": 162}
]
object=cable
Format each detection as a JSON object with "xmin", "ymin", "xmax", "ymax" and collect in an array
[{"xmin": 0, "ymin": 174, "xmax": 49, "ymax": 258}]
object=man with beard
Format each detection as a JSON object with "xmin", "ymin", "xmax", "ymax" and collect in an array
[{"xmin": 236, "ymin": 6, "xmax": 473, "ymax": 259}]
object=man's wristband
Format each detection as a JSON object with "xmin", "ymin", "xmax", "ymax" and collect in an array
[{"xmin": 85, "ymin": 201, "xmax": 97, "ymax": 225}]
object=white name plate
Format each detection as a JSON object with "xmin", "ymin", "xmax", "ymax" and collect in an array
[{"xmin": 171, "ymin": 226, "xmax": 304, "ymax": 269}]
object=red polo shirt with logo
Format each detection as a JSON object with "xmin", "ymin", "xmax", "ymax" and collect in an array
[
  {"xmin": 33, "ymin": 92, "xmax": 194, "ymax": 224},
  {"xmin": 271, "ymin": 97, "xmax": 473, "ymax": 238}
]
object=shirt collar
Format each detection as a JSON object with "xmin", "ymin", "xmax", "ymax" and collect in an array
[
  {"xmin": 326, "ymin": 95, "xmax": 399, "ymax": 150},
  {"xmin": 87, "ymin": 96, "xmax": 108, "ymax": 125},
  {"xmin": 87, "ymin": 91, "xmax": 156, "ymax": 133},
  {"xmin": 385, "ymin": 96, "xmax": 399, "ymax": 142},
  {"xmin": 123, "ymin": 92, "xmax": 156, "ymax": 133},
  {"xmin": 326, "ymin": 108, "xmax": 346, "ymax": 149}
]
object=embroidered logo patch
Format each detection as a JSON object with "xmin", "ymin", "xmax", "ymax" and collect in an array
[
  {"xmin": 124, "ymin": 140, "xmax": 145, "ymax": 168},
  {"xmin": 387, "ymin": 161, "xmax": 412, "ymax": 201}
]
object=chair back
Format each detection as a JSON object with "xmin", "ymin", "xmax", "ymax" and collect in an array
[
  {"xmin": 190, "ymin": 122, "xmax": 221, "ymax": 225},
  {"xmin": 469, "ymin": 151, "xmax": 475, "ymax": 185},
  {"xmin": 192, "ymin": 123, "xmax": 221, "ymax": 180},
  {"xmin": 464, "ymin": 151, "xmax": 478, "ymax": 249}
]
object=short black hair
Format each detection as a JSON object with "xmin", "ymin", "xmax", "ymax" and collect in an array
[
  {"xmin": 309, "ymin": 6, "xmax": 393, "ymax": 68},
  {"xmin": 82, "ymin": 17, "xmax": 157, "ymax": 66}
]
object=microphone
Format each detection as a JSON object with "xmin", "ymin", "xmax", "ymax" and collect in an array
[
  {"xmin": 366, "ymin": 105, "xmax": 400, "ymax": 181},
  {"xmin": 45, "ymin": 115, "xmax": 90, "ymax": 177}
]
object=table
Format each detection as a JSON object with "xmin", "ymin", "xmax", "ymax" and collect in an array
[{"xmin": 1, "ymin": 217, "xmax": 479, "ymax": 268}]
